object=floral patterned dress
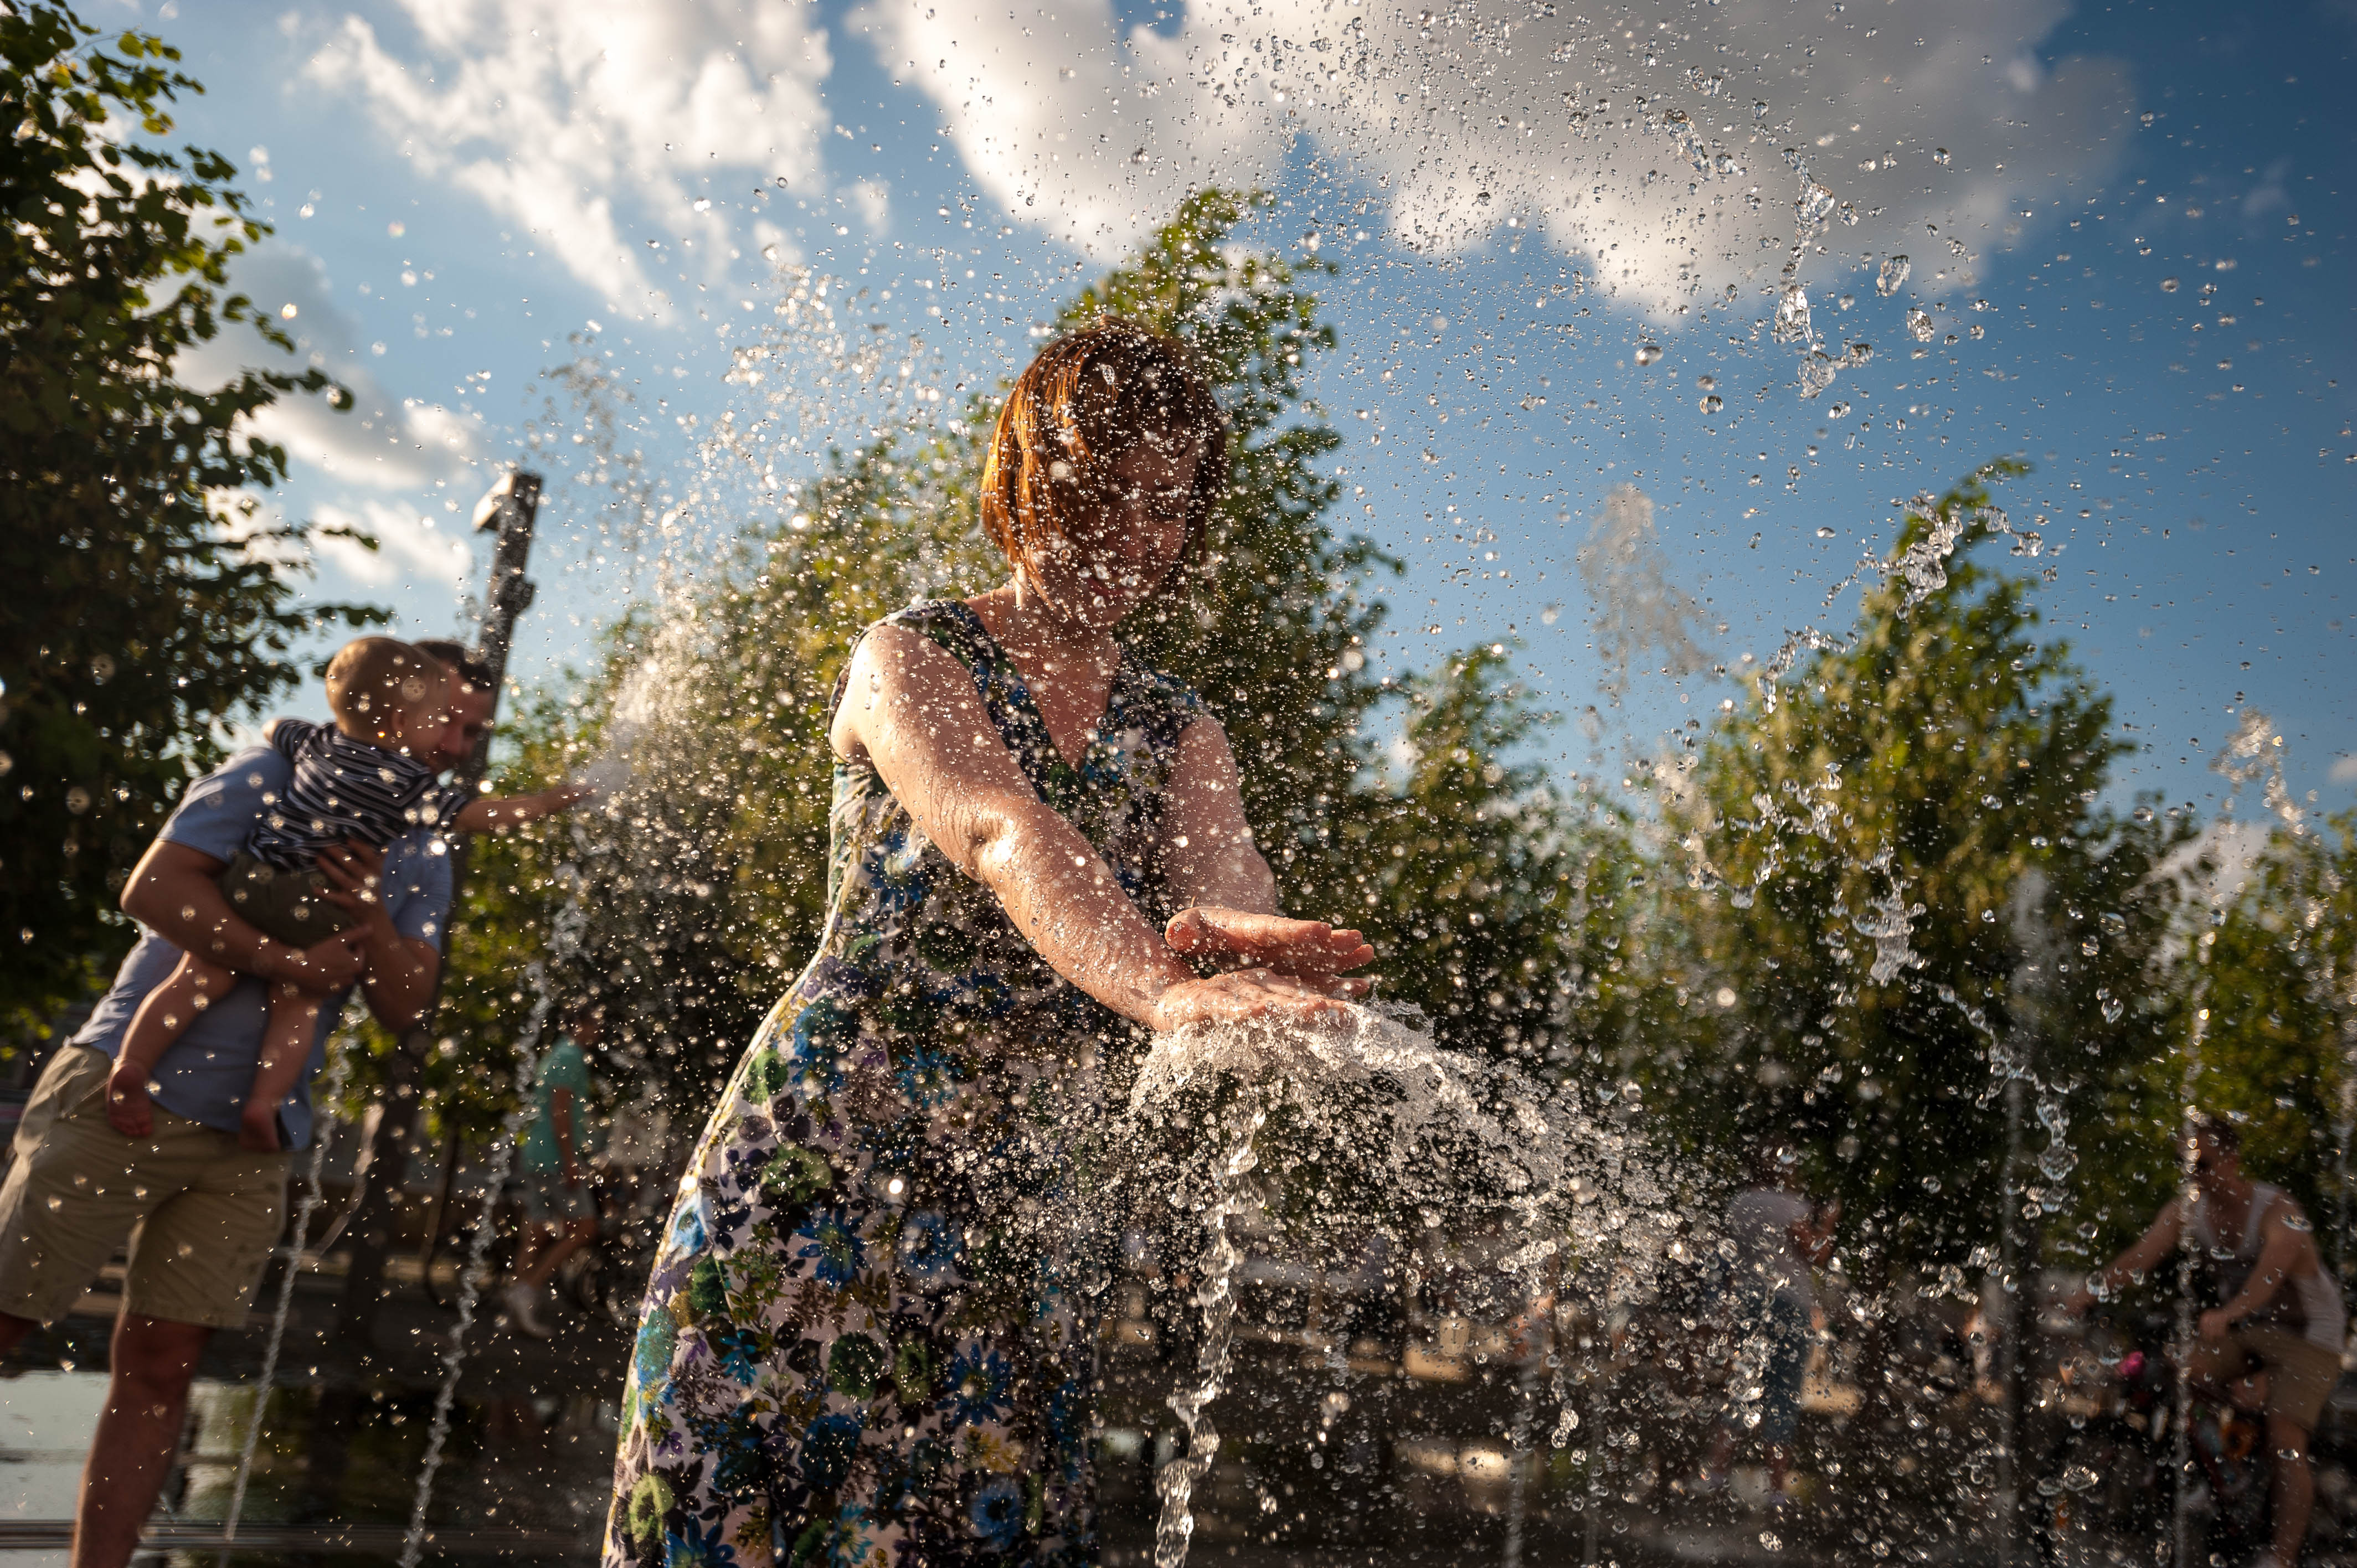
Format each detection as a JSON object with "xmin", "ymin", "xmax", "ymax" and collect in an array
[{"xmin": 607, "ymin": 600, "xmax": 1203, "ymax": 1568}]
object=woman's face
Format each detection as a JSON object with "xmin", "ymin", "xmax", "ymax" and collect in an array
[{"xmin": 1028, "ymin": 437, "xmax": 1198, "ymax": 631}]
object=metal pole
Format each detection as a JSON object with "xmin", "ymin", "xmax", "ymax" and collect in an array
[
  {"xmin": 1998, "ymin": 1071, "xmax": 2025, "ymax": 1564},
  {"xmin": 333, "ymin": 470, "xmax": 541, "ymax": 1345}
]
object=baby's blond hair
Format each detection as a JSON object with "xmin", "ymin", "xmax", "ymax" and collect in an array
[{"xmin": 325, "ymin": 637, "xmax": 446, "ymax": 730}]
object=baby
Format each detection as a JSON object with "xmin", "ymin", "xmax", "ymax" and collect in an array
[{"xmin": 105, "ymin": 636, "xmax": 585, "ymax": 1151}]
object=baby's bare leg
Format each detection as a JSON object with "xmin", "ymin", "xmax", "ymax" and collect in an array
[
  {"xmin": 108, "ymin": 952, "xmax": 236, "ymax": 1138},
  {"xmin": 240, "ymin": 984, "xmax": 326, "ymax": 1153}
]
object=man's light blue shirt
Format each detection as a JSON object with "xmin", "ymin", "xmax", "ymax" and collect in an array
[{"xmin": 66, "ymin": 743, "xmax": 453, "ymax": 1149}]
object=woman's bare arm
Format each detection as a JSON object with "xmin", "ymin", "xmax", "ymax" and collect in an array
[
  {"xmin": 832, "ymin": 625, "xmax": 1343, "ymax": 1030},
  {"xmin": 1160, "ymin": 716, "xmax": 1278, "ymax": 914},
  {"xmin": 1157, "ymin": 716, "xmax": 1375, "ymax": 981}
]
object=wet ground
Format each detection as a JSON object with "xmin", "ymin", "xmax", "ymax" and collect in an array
[{"xmin": 6, "ymin": 1262, "xmax": 2355, "ymax": 1568}]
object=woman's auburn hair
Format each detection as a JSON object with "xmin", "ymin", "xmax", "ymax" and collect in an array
[{"xmin": 978, "ymin": 318, "xmax": 1228, "ymax": 585}]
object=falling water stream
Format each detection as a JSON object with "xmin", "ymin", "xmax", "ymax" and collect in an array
[
  {"xmin": 217, "ymin": 1035, "xmax": 355, "ymax": 1562},
  {"xmin": 399, "ymin": 849, "xmax": 591, "ymax": 1567},
  {"xmin": 1125, "ymin": 1004, "xmax": 1671, "ymax": 1568}
]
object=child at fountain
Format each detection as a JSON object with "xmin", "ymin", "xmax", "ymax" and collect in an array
[{"xmin": 104, "ymin": 636, "xmax": 586, "ymax": 1151}]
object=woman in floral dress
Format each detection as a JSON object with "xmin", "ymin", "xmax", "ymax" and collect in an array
[{"xmin": 606, "ymin": 321, "xmax": 1373, "ymax": 1568}]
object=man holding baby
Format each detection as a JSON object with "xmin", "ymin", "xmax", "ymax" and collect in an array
[{"xmin": 0, "ymin": 635, "xmax": 569, "ymax": 1568}]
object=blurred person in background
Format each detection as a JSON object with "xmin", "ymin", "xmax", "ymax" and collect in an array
[
  {"xmin": 2067, "ymin": 1112, "xmax": 2345, "ymax": 1568},
  {"xmin": 503, "ymin": 1004, "xmax": 605, "ymax": 1338},
  {"xmin": 1695, "ymin": 1144, "xmax": 1840, "ymax": 1509},
  {"xmin": 0, "ymin": 730, "xmax": 447, "ymax": 1568},
  {"xmin": 414, "ymin": 639, "xmax": 496, "ymax": 780}
]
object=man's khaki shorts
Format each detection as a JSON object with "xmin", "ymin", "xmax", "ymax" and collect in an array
[
  {"xmin": 2193, "ymin": 1322, "xmax": 2347, "ymax": 1432},
  {"xmin": 0, "ymin": 1046, "xmax": 289, "ymax": 1329}
]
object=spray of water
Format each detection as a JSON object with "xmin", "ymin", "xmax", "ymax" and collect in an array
[
  {"xmin": 218, "ymin": 1034, "xmax": 354, "ymax": 1562},
  {"xmin": 1577, "ymin": 483, "xmax": 1713, "ymax": 706},
  {"xmin": 1124, "ymin": 1002, "xmax": 1672, "ymax": 1568},
  {"xmin": 399, "ymin": 855, "xmax": 588, "ymax": 1568}
]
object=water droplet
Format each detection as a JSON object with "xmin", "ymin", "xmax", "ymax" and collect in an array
[
  {"xmin": 1700, "ymin": 394, "xmax": 1724, "ymax": 414},
  {"xmin": 2160, "ymin": 276, "xmax": 2181, "ymax": 292},
  {"xmin": 1633, "ymin": 342, "xmax": 1663, "ymax": 366},
  {"xmin": 1799, "ymin": 350, "xmax": 1838, "ymax": 396},
  {"xmin": 1795, "ymin": 181, "xmax": 1835, "ymax": 235},
  {"xmin": 1906, "ymin": 308, "xmax": 1934, "ymax": 342},
  {"xmin": 1933, "ymin": 147, "xmax": 1952, "ymax": 166},
  {"xmin": 1877, "ymin": 255, "xmax": 1911, "ymax": 296},
  {"xmin": 1772, "ymin": 283, "xmax": 1812, "ymax": 345}
]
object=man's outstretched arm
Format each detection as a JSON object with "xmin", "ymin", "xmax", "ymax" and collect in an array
[{"xmin": 2067, "ymin": 1200, "xmax": 2185, "ymax": 1313}]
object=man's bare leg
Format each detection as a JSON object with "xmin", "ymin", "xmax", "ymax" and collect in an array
[
  {"xmin": 75, "ymin": 1313, "xmax": 210, "ymax": 1568},
  {"xmin": 2267, "ymin": 1412, "xmax": 2313, "ymax": 1568},
  {"xmin": 515, "ymin": 1215, "xmax": 598, "ymax": 1293}
]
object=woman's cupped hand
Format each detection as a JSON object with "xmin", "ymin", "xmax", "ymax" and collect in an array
[{"xmin": 1146, "ymin": 967, "xmax": 1358, "ymax": 1033}]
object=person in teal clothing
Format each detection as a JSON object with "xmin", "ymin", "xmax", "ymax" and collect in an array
[
  {"xmin": 506, "ymin": 1004, "xmax": 605, "ymax": 1338},
  {"xmin": 604, "ymin": 320, "xmax": 1376, "ymax": 1568}
]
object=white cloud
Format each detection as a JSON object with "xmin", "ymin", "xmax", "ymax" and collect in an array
[
  {"xmin": 303, "ymin": 0, "xmax": 833, "ymax": 313},
  {"xmin": 178, "ymin": 245, "xmax": 479, "ymax": 490},
  {"xmin": 870, "ymin": 0, "xmax": 2135, "ymax": 318},
  {"xmin": 2329, "ymin": 755, "xmax": 2357, "ymax": 786},
  {"xmin": 2154, "ymin": 817, "xmax": 2272, "ymax": 916},
  {"xmin": 851, "ymin": 177, "xmax": 892, "ymax": 232},
  {"xmin": 858, "ymin": 0, "xmax": 1280, "ymax": 250},
  {"xmin": 312, "ymin": 499, "xmax": 478, "ymax": 590}
]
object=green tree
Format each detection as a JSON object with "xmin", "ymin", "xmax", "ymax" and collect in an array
[
  {"xmin": 2150, "ymin": 812, "xmax": 2357, "ymax": 1250},
  {"xmin": 1645, "ymin": 460, "xmax": 2190, "ymax": 1273},
  {"xmin": 0, "ymin": 2, "xmax": 375, "ymax": 1046}
]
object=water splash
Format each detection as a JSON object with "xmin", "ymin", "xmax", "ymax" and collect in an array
[
  {"xmin": 1576, "ymin": 483, "xmax": 1714, "ymax": 704},
  {"xmin": 2213, "ymin": 708, "xmax": 2305, "ymax": 834},
  {"xmin": 1853, "ymin": 852, "xmax": 1927, "ymax": 985},
  {"xmin": 219, "ymin": 1035, "xmax": 354, "ymax": 1564},
  {"xmin": 1124, "ymin": 1002, "xmax": 1671, "ymax": 1568},
  {"xmin": 400, "ymin": 854, "xmax": 589, "ymax": 1568},
  {"xmin": 1772, "ymin": 283, "xmax": 1814, "ymax": 347}
]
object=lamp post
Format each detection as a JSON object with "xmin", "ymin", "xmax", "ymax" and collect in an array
[{"xmin": 333, "ymin": 470, "xmax": 541, "ymax": 1343}]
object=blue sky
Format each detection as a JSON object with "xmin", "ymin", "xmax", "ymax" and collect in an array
[{"xmin": 128, "ymin": 0, "xmax": 2352, "ymax": 821}]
